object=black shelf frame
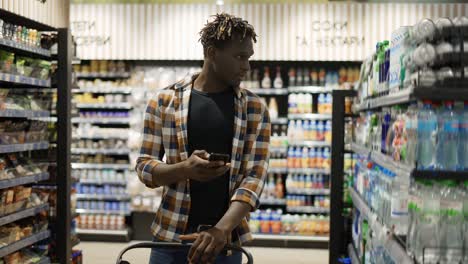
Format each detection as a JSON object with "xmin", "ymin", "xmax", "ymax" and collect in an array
[{"xmin": 329, "ymin": 89, "xmax": 356, "ymax": 264}]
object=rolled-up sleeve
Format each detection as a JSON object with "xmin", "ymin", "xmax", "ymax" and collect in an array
[
  {"xmin": 231, "ymin": 104, "xmax": 271, "ymax": 211},
  {"xmin": 135, "ymin": 95, "xmax": 165, "ymax": 188}
]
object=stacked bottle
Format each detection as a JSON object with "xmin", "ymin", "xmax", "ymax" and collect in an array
[{"xmin": 287, "ymin": 147, "xmax": 331, "ymax": 170}]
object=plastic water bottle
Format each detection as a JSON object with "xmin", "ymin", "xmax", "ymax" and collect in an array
[
  {"xmin": 459, "ymin": 101, "xmax": 468, "ymax": 170},
  {"xmin": 439, "ymin": 181, "xmax": 463, "ymax": 264},
  {"xmin": 415, "ymin": 182, "xmax": 441, "ymax": 264},
  {"xmin": 436, "ymin": 101, "xmax": 459, "ymax": 170},
  {"xmin": 417, "ymin": 101, "xmax": 437, "ymax": 170}
]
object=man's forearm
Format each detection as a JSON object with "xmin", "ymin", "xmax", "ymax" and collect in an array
[
  {"xmin": 150, "ymin": 161, "xmax": 187, "ymax": 186},
  {"xmin": 215, "ymin": 201, "xmax": 251, "ymax": 236}
]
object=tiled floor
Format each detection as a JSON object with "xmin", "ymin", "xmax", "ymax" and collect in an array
[{"xmin": 78, "ymin": 241, "xmax": 329, "ymax": 264}]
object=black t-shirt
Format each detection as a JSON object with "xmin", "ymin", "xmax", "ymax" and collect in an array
[{"xmin": 187, "ymin": 88, "xmax": 234, "ymax": 227}]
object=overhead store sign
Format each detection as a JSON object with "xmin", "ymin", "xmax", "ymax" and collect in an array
[{"xmin": 71, "ymin": 2, "xmax": 467, "ymax": 61}]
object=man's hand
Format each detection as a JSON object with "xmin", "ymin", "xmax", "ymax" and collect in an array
[
  {"xmin": 180, "ymin": 227, "xmax": 228, "ymax": 264},
  {"xmin": 182, "ymin": 150, "xmax": 230, "ymax": 182}
]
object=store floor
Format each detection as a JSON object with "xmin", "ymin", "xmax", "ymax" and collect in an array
[{"xmin": 78, "ymin": 241, "xmax": 329, "ymax": 264}]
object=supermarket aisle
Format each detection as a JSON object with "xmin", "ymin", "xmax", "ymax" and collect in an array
[{"xmin": 78, "ymin": 241, "xmax": 328, "ymax": 264}]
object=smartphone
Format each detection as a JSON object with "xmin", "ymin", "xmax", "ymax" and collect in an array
[{"xmin": 208, "ymin": 153, "xmax": 230, "ymax": 164}]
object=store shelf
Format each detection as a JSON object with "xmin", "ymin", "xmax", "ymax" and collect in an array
[
  {"xmin": 72, "ymin": 117, "xmax": 131, "ymax": 124},
  {"xmin": 71, "ymin": 236, "xmax": 80, "ymax": 248},
  {"xmin": 0, "ymin": 72, "xmax": 51, "ymax": 87},
  {"xmin": 355, "ymin": 86, "xmax": 468, "ymax": 112},
  {"xmin": 288, "ymin": 86, "xmax": 332, "ymax": 94},
  {"xmin": 349, "ymin": 188, "xmax": 413, "ymax": 264},
  {"xmin": 0, "ymin": 230, "xmax": 50, "ymax": 258},
  {"xmin": 37, "ymin": 257, "xmax": 51, "ymax": 264},
  {"xmin": 72, "ymin": 87, "xmax": 132, "ymax": 94},
  {"xmin": 76, "ymin": 228, "xmax": 129, "ymax": 236},
  {"xmin": 253, "ymin": 234, "xmax": 329, "ymax": 242},
  {"xmin": 76, "ymin": 103, "xmax": 133, "ymax": 109},
  {"xmin": 71, "ymin": 148, "xmax": 131, "ymax": 155},
  {"xmin": 0, "ymin": 203, "xmax": 49, "ymax": 227},
  {"xmin": 76, "ymin": 72, "xmax": 131, "ymax": 79},
  {"xmin": 271, "ymin": 118, "xmax": 288, "ymax": 125},
  {"xmin": 79, "ymin": 180, "xmax": 127, "ymax": 185},
  {"xmin": 0, "ymin": 109, "xmax": 50, "ymax": 118},
  {"xmin": 270, "ymin": 146, "xmax": 287, "ymax": 153},
  {"xmin": 71, "ymin": 163, "xmax": 131, "ymax": 170},
  {"xmin": 268, "ymin": 168, "xmax": 288, "ymax": 174},
  {"xmin": 75, "ymin": 194, "xmax": 131, "ymax": 201},
  {"xmin": 348, "ymin": 243, "xmax": 361, "ymax": 264},
  {"xmin": 288, "ymin": 168, "xmax": 330, "ymax": 174},
  {"xmin": 287, "ymin": 207, "xmax": 329, "ymax": 214},
  {"xmin": 288, "ymin": 114, "xmax": 332, "ymax": 120},
  {"xmin": 0, "ymin": 38, "xmax": 51, "ymax": 58},
  {"xmin": 76, "ymin": 209, "xmax": 131, "ymax": 216},
  {"xmin": 287, "ymin": 189, "xmax": 330, "ymax": 195},
  {"xmin": 260, "ymin": 199, "xmax": 286, "ymax": 205},
  {"xmin": 0, "ymin": 172, "xmax": 49, "ymax": 189},
  {"xmin": 246, "ymin": 88, "xmax": 288, "ymax": 95},
  {"xmin": 73, "ymin": 134, "xmax": 129, "ymax": 140},
  {"xmin": 412, "ymin": 170, "xmax": 468, "ymax": 181},
  {"xmin": 370, "ymin": 151, "xmax": 413, "ymax": 176},
  {"xmin": 288, "ymin": 141, "xmax": 330, "ymax": 148},
  {"xmin": 0, "ymin": 142, "xmax": 49, "ymax": 154},
  {"xmin": 350, "ymin": 142, "xmax": 370, "ymax": 157}
]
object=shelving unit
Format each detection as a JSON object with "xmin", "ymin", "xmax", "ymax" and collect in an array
[
  {"xmin": 0, "ymin": 109, "xmax": 50, "ymax": 118},
  {"xmin": 260, "ymin": 199, "xmax": 287, "ymax": 205},
  {"xmin": 0, "ymin": 8, "xmax": 73, "ymax": 263},
  {"xmin": 72, "ymin": 87, "xmax": 132, "ymax": 94},
  {"xmin": 0, "ymin": 230, "xmax": 51, "ymax": 258},
  {"xmin": 0, "ymin": 172, "xmax": 49, "ymax": 189},
  {"xmin": 287, "ymin": 189, "xmax": 330, "ymax": 195},
  {"xmin": 71, "ymin": 148, "xmax": 131, "ymax": 155},
  {"xmin": 0, "ymin": 204, "xmax": 49, "ymax": 226},
  {"xmin": 0, "ymin": 142, "xmax": 49, "ymax": 154},
  {"xmin": 271, "ymin": 118, "xmax": 288, "ymax": 125},
  {"xmin": 79, "ymin": 180, "xmax": 127, "ymax": 185},
  {"xmin": 287, "ymin": 207, "xmax": 329, "ymax": 214},
  {"xmin": 288, "ymin": 141, "xmax": 330, "ymax": 147},
  {"xmin": 349, "ymin": 188, "xmax": 413, "ymax": 264},
  {"xmin": 246, "ymin": 88, "xmax": 288, "ymax": 95}
]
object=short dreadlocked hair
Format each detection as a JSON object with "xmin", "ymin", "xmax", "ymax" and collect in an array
[{"xmin": 199, "ymin": 13, "xmax": 257, "ymax": 55}]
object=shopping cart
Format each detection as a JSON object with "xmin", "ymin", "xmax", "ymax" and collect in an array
[{"xmin": 116, "ymin": 241, "xmax": 254, "ymax": 264}]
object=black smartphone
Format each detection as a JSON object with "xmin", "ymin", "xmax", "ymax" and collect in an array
[{"xmin": 208, "ymin": 153, "xmax": 230, "ymax": 164}]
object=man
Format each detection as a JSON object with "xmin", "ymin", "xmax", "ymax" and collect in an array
[{"xmin": 135, "ymin": 13, "xmax": 270, "ymax": 264}]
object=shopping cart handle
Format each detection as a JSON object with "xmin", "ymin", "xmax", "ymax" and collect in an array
[{"xmin": 115, "ymin": 241, "xmax": 254, "ymax": 264}]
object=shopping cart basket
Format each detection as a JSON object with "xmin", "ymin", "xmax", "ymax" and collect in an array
[{"xmin": 116, "ymin": 241, "xmax": 254, "ymax": 264}]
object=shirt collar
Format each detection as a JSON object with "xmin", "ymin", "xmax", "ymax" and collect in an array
[{"xmin": 174, "ymin": 73, "xmax": 243, "ymax": 99}]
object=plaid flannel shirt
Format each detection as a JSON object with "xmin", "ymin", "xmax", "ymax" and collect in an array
[{"xmin": 135, "ymin": 74, "xmax": 271, "ymax": 244}]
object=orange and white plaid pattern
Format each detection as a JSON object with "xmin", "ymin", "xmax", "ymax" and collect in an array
[{"xmin": 136, "ymin": 74, "xmax": 271, "ymax": 244}]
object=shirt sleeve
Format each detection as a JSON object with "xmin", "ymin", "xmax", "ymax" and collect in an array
[
  {"xmin": 230, "ymin": 103, "xmax": 271, "ymax": 211},
  {"xmin": 135, "ymin": 94, "xmax": 165, "ymax": 188}
]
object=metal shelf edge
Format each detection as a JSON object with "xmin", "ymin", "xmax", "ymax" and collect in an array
[
  {"xmin": 0, "ymin": 172, "xmax": 49, "ymax": 189},
  {"xmin": 0, "ymin": 230, "xmax": 51, "ymax": 258},
  {"xmin": 0, "ymin": 203, "xmax": 49, "ymax": 226},
  {"xmin": 253, "ymin": 234, "xmax": 329, "ymax": 242},
  {"xmin": 0, "ymin": 142, "xmax": 49, "ymax": 154}
]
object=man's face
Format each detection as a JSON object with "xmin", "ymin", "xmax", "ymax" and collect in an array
[{"xmin": 210, "ymin": 35, "xmax": 254, "ymax": 88}]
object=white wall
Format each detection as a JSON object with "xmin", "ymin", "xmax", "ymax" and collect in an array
[{"xmin": 70, "ymin": 2, "xmax": 467, "ymax": 61}]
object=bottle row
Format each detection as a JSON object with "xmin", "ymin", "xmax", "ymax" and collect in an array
[
  {"xmin": 76, "ymin": 201, "xmax": 130, "ymax": 212},
  {"xmin": 250, "ymin": 209, "xmax": 330, "ymax": 236},
  {"xmin": 287, "ymin": 147, "xmax": 331, "ymax": 169},
  {"xmin": 286, "ymin": 195, "xmax": 330, "ymax": 209},
  {"xmin": 288, "ymin": 93, "xmax": 333, "ymax": 115},
  {"xmin": 357, "ymin": 17, "xmax": 468, "ymax": 100},
  {"xmin": 72, "ymin": 169, "xmax": 130, "ymax": 183},
  {"xmin": 0, "ymin": 19, "xmax": 50, "ymax": 49},
  {"xmin": 75, "ymin": 93, "xmax": 131, "ymax": 104},
  {"xmin": 75, "ymin": 155, "xmax": 129, "ymax": 165},
  {"xmin": 74, "ymin": 60, "xmax": 128, "ymax": 74},
  {"xmin": 354, "ymin": 101, "xmax": 467, "ymax": 171},
  {"xmin": 287, "ymin": 120, "xmax": 332, "ymax": 143},
  {"xmin": 74, "ymin": 125, "xmax": 130, "ymax": 139},
  {"xmin": 74, "ymin": 184, "xmax": 128, "ymax": 196},
  {"xmin": 78, "ymin": 111, "xmax": 130, "ymax": 118},
  {"xmin": 72, "ymin": 139, "xmax": 128, "ymax": 150},
  {"xmin": 241, "ymin": 66, "xmax": 360, "ymax": 90},
  {"xmin": 286, "ymin": 174, "xmax": 329, "ymax": 191},
  {"xmin": 75, "ymin": 214, "xmax": 126, "ymax": 231}
]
